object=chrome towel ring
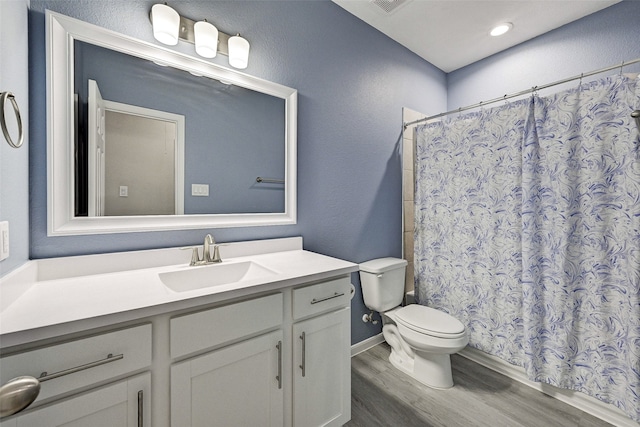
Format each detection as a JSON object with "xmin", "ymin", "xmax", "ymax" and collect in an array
[{"xmin": 0, "ymin": 92, "xmax": 24, "ymax": 149}]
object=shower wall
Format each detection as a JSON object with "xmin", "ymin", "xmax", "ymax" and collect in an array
[{"xmin": 401, "ymin": 108, "xmax": 425, "ymax": 294}]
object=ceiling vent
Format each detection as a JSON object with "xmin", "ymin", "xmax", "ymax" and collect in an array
[{"xmin": 371, "ymin": 0, "xmax": 410, "ymax": 15}]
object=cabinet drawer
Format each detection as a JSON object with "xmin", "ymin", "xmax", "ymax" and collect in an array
[
  {"xmin": 293, "ymin": 277, "xmax": 351, "ymax": 320},
  {"xmin": 0, "ymin": 324, "xmax": 151, "ymax": 407},
  {"xmin": 170, "ymin": 293, "xmax": 283, "ymax": 359}
]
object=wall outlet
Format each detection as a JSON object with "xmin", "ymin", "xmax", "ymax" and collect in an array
[
  {"xmin": 119, "ymin": 186, "xmax": 128, "ymax": 197},
  {"xmin": 191, "ymin": 184, "xmax": 209, "ymax": 197},
  {"xmin": 0, "ymin": 221, "xmax": 9, "ymax": 261}
]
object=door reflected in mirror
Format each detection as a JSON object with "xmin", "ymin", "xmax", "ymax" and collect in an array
[{"xmin": 85, "ymin": 79, "xmax": 185, "ymax": 217}]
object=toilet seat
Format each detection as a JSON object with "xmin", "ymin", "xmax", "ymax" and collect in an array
[{"xmin": 395, "ymin": 305, "xmax": 466, "ymax": 339}]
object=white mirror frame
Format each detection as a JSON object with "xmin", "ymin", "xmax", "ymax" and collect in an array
[{"xmin": 46, "ymin": 10, "xmax": 297, "ymax": 236}]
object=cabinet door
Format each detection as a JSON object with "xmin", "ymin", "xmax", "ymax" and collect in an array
[
  {"xmin": 293, "ymin": 308, "xmax": 350, "ymax": 427},
  {"xmin": 171, "ymin": 330, "xmax": 284, "ymax": 427},
  {"xmin": 14, "ymin": 373, "xmax": 150, "ymax": 427}
]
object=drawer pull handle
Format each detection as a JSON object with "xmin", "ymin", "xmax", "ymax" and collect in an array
[
  {"xmin": 299, "ymin": 332, "xmax": 306, "ymax": 377},
  {"xmin": 38, "ymin": 353, "xmax": 124, "ymax": 382},
  {"xmin": 0, "ymin": 354, "xmax": 123, "ymax": 418},
  {"xmin": 310, "ymin": 292, "xmax": 345, "ymax": 305},
  {"xmin": 276, "ymin": 341, "xmax": 282, "ymax": 389},
  {"xmin": 138, "ymin": 390, "xmax": 143, "ymax": 427}
]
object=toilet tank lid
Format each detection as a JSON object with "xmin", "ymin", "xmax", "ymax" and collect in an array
[{"xmin": 359, "ymin": 257, "xmax": 408, "ymax": 274}]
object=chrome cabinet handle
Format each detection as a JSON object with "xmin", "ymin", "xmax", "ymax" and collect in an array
[
  {"xmin": 299, "ymin": 332, "xmax": 306, "ymax": 377},
  {"xmin": 0, "ymin": 92, "xmax": 24, "ymax": 149},
  {"xmin": 276, "ymin": 341, "xmax": 282, "ymax": 389},
  {"xmin": 0, "ymin": 353, "xmax": 124, "ymax": 418},
  {"xmin": 137, "ymin": 390, "xmax": 143, "ymax": 427},
  {"xmin": 310, "ymin": 292, "xmax": 345, "ymax": 305},
  {"xmin": 38, "ymin": 353, "xmax": 123, "ymax": 382}
]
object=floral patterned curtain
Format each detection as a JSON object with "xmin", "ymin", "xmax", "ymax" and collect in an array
[{"xmin": 415, "ymin": 75, "xmax": 640, "ymax": 422}]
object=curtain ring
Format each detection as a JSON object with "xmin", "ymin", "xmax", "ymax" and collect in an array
[
  {"xmin": 0, "ymin": 92, "xmax": 24, "ymax": 149},
  {"xmin": 531, "ymin": 86, "xmax": 538, "ymax": 97},
  {"xmin": 578, "ymin": 72, "xmax": 584, "ymax": 87},
  {"xmin": 619, "ymin": 61, "xmax": 625, "ymax": 77}
]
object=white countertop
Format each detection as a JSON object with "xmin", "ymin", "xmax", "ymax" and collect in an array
[{"xmin": 0, "ymin": 237, "xmax": 358, "ymax": 348}]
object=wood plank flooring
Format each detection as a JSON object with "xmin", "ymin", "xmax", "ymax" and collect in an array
[{"xmin": 347, "ymin": 343, "xmax": 614, "ymax": 427}]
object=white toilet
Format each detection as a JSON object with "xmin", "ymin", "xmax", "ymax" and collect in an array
[{"xmin": 359, "ymin": 257, "xmax": 468, "ymax": 389}]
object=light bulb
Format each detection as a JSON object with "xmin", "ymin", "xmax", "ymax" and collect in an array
[{"xmin": 490, "ymin": 23, "xmax": 513, "ymax": 37}]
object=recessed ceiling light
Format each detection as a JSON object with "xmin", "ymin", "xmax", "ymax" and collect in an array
[{"xmin": 490, "ymin": 23, "xmax": 513, "ymax": 37}]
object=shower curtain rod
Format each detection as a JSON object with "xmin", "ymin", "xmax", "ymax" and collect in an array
[{"xmin": 404, "ymin": 57, "xmax": 640, "ymax": 130}]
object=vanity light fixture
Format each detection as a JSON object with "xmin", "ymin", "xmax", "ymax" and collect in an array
[
  {"xmin": 490, "ymin": 22, "xmax": 513, "ymax": 37},
  {"xmin": 150, "ymin": 3, "xmax": 250, "ymax": 69}
]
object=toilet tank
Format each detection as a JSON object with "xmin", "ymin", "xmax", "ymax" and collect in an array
[{"xmin": 359, "ymin": 258, "xmax": 408, "ymax": 312}]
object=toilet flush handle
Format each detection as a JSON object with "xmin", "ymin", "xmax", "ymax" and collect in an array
[{"xmin": 376, "ymin": 273, "xmax": 383, "ymax": 278}]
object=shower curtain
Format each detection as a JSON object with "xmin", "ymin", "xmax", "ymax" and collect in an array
[{"xmin": 414, "ymin": 75, "xmax": 640, "ymax": 422}]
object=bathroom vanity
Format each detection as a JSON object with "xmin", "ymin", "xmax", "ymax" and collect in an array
[{"xmin": 0, "ymin": 237, "xmax": 357, "ymax": 427}]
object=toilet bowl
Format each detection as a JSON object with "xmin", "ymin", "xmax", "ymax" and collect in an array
[
  {"xmin": 384, "ymin": 305, "xmax": 467, "ymax": 389},
  {"xmin": 359, "ymin": 258, "xmax": 468, "ymax": 389}
]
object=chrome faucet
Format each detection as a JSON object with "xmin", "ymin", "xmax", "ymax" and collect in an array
[
  {"xmin": 184, "ymin": 234, "xmax": 223, "ymax": 266},
  {"xmin": 203, "ymin": 234, "xmax": 215, "ymax": 263}
]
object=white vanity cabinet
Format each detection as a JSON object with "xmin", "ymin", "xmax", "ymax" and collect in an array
[
  {"xmin": 168, "ymin": 277, "xmax": 351, "ymax": 427},
  {"xmin": 292, "ymin": 278, "xmax": 351, "ymax": 427},
  {"xmin": 0, "ymin": 324, "xmax": 152, "ymax": 427},
  {"xmin": 0, "ymin": 240, "xmax": 358, "ymax": 427}
]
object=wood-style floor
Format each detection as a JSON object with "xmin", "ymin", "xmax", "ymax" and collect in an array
[{"xmin": 346, "ymin": 343, "xmax": 613, "ymax": 427}]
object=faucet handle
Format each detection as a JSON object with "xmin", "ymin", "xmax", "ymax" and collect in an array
[
  {"xmin": 181, "ymin": 246, "xmax": 202, "ymax": 266},
  {"xmin": 211, "ymin": 243, "xmax": 229, "ymax": 263},
  {"xmin": 211, "ymin": 245, "xmax": 222, "ymax": 263}
]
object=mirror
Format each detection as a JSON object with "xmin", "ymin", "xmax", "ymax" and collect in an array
[{"xmin": 46, "ymin": 10, "xmax": 297, "ymax": 235}]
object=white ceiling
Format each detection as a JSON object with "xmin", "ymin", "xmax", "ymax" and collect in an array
[{"xmin": 331, "ymin": 0, "xmax": 621, "ymax": 72}]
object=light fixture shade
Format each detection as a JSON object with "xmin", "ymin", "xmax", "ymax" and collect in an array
[
  {"xmin": 151, "ymin": 4, "xmax": 180, "ymax": 46},
  {"xmin": 228, "ymin": 35, "xmax": 250, "ymax": 69},
  {"xmin": 194, "ymin": 20, "xmax": 218, "ymax": 58}
]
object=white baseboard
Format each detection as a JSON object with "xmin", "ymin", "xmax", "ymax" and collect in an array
[
  {"xmin": 351, "ymin": 333, "xmax": 385, "ymax": 357},
  {"xmin": 459, "ymin": 347, "xmax": 639, "ymax": 427}
]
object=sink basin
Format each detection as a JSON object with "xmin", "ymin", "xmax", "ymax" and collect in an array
[{"xmin": 159, "ymin": 261, "xmax": 278, "ymax": 293}]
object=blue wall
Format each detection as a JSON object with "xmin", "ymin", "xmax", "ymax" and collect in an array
[
  {"xmin": 0, "ymin": 0, "xmax": 30, "ymax": 277},
  {"xmin": 27, "ymin": 0, "xmax": 447, "ymax": 344},
  {"xmin": 447, "ymin": 1, "xmax": 640, "ymax": 109}
]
